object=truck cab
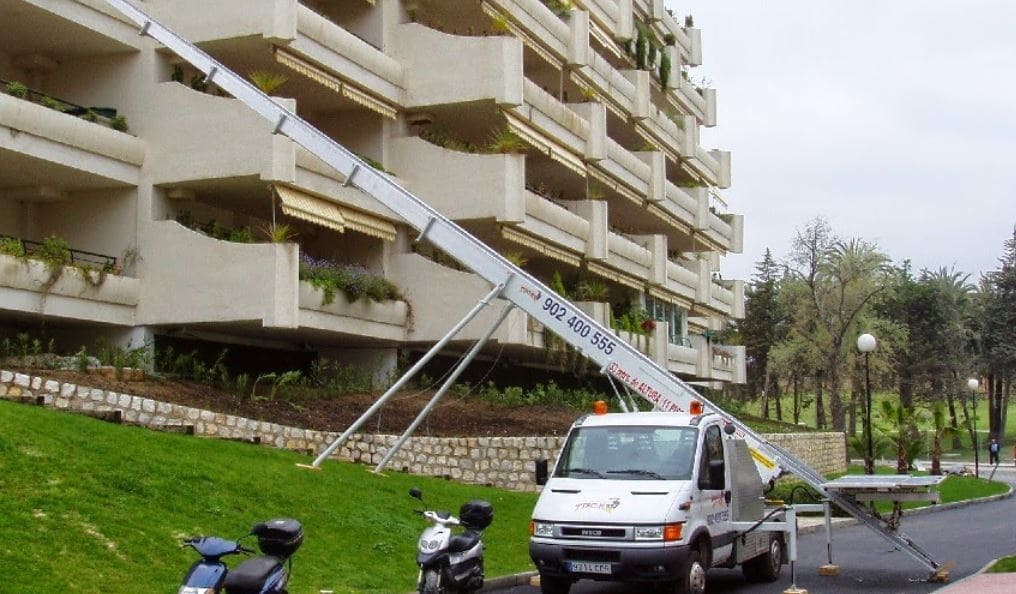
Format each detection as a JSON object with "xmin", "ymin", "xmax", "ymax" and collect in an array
[{"xmin": 529, "ymin": 408, "xmax": 784, "ymax": 594}]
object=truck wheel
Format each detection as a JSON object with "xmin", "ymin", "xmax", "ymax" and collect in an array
[
  {"xmin": 539, "ymin": 574, "xmax": 571, "ymax": 594},
  {"xmin": 742, "ymin": 536, "xmax": 782, "ymax": 582},
  {"xmin": 677, "ymin": 548, "xmax": 706, "ymax": 594}
]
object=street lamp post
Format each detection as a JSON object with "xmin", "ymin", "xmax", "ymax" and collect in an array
[
  {"xmin": 857, "ymin": 333, "xmax": 877, "ymax": 475},
  {"xmin": 968, "ymin": 378, "xmax": 980, "ymax": 478}
]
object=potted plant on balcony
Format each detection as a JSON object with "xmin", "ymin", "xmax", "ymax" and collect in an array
[
  {"xmin": 249, "ymin": 70, "xmax": 289, "ymax": 95},
  {"xmin": 487, "ymin": 126, "xmax": 528, "ymax": 154}
]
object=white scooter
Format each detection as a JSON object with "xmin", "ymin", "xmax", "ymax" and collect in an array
[{"xmin": 410, "ymin": 487, "xmax": 494, "ymax": 594}]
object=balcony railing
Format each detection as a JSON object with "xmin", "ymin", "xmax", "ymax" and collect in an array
[
  {"xmin": 0, "ymin": 235, "xmax": 118, "ymax": 272},
  {"xmin": 1, "ymin": 79, "xmax": 127, "ymax": 132}
]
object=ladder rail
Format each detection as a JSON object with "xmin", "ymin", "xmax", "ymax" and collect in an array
[{"xmin": 104, "ymin": 0, "xmax": 940, "ymax": 574}]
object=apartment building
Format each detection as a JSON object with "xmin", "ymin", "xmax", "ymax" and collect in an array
[{"xmin": 0, "ymin": 0, "xmax": 745, "ymax": 388}]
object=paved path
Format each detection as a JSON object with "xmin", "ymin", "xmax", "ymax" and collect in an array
[{"xmin": 489, "ymin": 478, "xmax": 1016, "ymax": 594}]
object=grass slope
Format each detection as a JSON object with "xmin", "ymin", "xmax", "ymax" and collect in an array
[{"xmin": 0, "ymin": 401, "xmax": 537, "ymax": 593}]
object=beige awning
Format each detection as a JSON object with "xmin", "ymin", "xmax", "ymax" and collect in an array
[
  {"xmin": 589, "ymin": 165, "xmax": 642, "ymax": 205},
  {"xmin": 502, "ymin": 227, "xmax": 582, "ymax": 267},
  {"xmin": 274, "ymin": 48, "xmax": 398, "ymax": 119},
  {"xmin": 648, "ymin": 286, "xmax": 693, "ymax": 309},
  {"xmin": 504, "ymin": 112, "xmax": 587, "ymax": 177},
  {"xmin": 274, "ymin": 185, "xmax": 397, "ymax": 241},
  {"xmin": 276, "ymin": 185, "xmax": 346, "ymax": 232},
  {"xmin": 587, "ymin": 261, "xmax": 644, "ymax": 291}
]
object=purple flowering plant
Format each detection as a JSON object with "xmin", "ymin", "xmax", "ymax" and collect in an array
[{"xmin": 299, "ymin": 253, "xmax": 400, "ymax": 305}]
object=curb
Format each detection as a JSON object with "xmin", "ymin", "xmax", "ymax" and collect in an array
[
  {"xmin": 931, "ymin": 559, "xmax": 999, "ymax": 593},
  {"xmin": 479, "ymin": 571, "xmax": 537, "ymax": 592}
]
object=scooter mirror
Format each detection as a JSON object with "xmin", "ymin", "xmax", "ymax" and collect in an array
[{"xmin": 409, "ymin": 487, "xmax": 423, "ymax": 500}]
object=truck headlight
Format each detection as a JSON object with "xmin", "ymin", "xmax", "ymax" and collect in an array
[
  {"xmin": 531, "ymin": 521, "xmax": 554, "ymax": 537},
  {"xmin": 634, "ymin": 526, "xmax": 663, "ymax": 540}
]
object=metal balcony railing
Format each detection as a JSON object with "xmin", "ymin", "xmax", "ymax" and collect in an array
[{"xmin": 0, "ymin": 235, "xmax": 118, "ymax": 271}]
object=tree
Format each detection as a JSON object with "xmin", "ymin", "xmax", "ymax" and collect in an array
[
  {"xmin": 981, "ymin": 227, "xmax": 1016, "ymax": 440},
  {"xmin": 784, "ymin": 218, "xmax": 890, "ymax": 431},
  {"xmin": 741, "ymin": 249, "xmax": 784, "ymax": 417}
]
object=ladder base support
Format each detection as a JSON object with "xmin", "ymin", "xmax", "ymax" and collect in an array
[
  {"xmin": 782, "ymin": 588, "xmax": 808, "ymax": 594},
  {"xmin": 818, "ymin": 564, "xmax": 840, "ymax": 576},
  {"xmin": 929, "ymin": 561, "xmax": 955, "ymax": 583},
  {"xmin": 295, "ymin": 463, "xmax": 321, "ymax": 471}
]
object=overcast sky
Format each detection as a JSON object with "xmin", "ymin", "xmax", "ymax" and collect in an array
[{"xmin": 668, "ymin": 2, "xmax": 1016, "ymax": 283}]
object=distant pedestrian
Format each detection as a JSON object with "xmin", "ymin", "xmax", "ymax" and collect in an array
[{"xmin": 988, "ymin": 438, "xmax": 1000, "ymax": 465}]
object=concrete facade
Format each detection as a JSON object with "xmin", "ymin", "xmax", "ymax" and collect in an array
[{"xmin": 0, "ymin": 0, "xmax": 745, "ymax": 386}]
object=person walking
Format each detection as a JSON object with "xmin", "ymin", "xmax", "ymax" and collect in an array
[{"xmin": 988, "ymin": 438, "xmax": 1000, "ymax": 465}]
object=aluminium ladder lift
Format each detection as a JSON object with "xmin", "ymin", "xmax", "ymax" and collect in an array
[{"xmin": 102, "ymin": 0, "xmax": 944, "ymax": 578}]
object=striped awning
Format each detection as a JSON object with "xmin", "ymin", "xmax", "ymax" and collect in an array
[
  {"xmin": 504, "ymin": 112, "xmax": 587, "ymax": 177},
  {"xmin": 274, "ymin": 48, "xmax": 397, "ymax": 119},
  {"xmin": 501, "ymin": 227, "xmax": 581, "ymax": 267},
  {"xmin": 275, "ymin": 185, "xmax": 397, "ymax": 241},
  {"xmin": 587, "ymin": 261, "xmax": 644, "ymax": 291},
  {"xmin": 589, "ymin": 166, "xmax": 642, "ymax": 205}
]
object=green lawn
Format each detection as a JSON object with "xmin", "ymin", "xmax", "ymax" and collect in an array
[
  {"xmin": 769, "ymin": 464, "xmax": 1008, "ymax": 515},
  {"xmin": 0, "ymin": 400, "xmax": 537, "ymax": 594},
  {"xmin": 766, "ymin": 392, "xmax": 1014, "ymax": 461}
]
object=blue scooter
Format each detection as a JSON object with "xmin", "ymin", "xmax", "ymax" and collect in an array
[{"xmin": 178, "ymin": 519, "xmax": 303, "ymax": 594}]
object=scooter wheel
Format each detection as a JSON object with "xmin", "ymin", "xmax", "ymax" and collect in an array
[{"xmin": 420, "ymin": 568, "xmax": 442, "ymax": 594}]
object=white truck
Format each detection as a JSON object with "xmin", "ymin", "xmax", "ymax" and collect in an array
[
  {"xmin": 99, "ymin": 1, "xmax": 942, "ymax": 587},
  {"xmin": 530, "ymin": 408, "xmax": 784, "ymax": 594}
]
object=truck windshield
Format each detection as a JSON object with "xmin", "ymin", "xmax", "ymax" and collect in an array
[{"xmin": 554, "ymin": 426, "xmax": 698, "ymax": 480}]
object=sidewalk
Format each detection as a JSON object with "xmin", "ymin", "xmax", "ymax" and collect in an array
[{"xmin": 933, "ymin": 568, "xmax": 1016, "ymax": 593}]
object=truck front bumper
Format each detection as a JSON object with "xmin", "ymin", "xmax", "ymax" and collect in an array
[{"xmin": 530, "ymin": 540, "xmax": 691, "ymax": 582}]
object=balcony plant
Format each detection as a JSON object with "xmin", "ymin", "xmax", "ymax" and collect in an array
[
  {"xmin": 574, "ymin": 279, "xmax": 609, "ymax": 302},
  {"xmin": 489, "ymin": 14, "xmax": 511, "ymax": 35},
  {"xmin": 4, "ymin": 80, "xmax": 28, "ymax": 98},
  {"xmin": 487, "ymin": 127, "xmax": 528, "ymax": 154},
  {"xmin": 299, "ymin": 254, "xmax": 401, "ymax": 306},
  {"xmin": 261, "ymin": 223, "xmax": 297, "ymax": 243},
  {"xmin": 248, "ymin": 70, "xmax": 289, "ymax": 95},
  {"xmin": 0, "ymin": 236, "xmax": 25, "ymax": 258}
]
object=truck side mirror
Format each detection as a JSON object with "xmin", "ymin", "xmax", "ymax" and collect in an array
[{"xmin": 535, "ymin": 458, "xmax": 549, "ymax": 486}]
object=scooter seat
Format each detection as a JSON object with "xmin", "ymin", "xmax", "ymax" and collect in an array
[
  {"xmin": 448, "ymin": 531, "xmax": 481, "ymax": 553},
  {"xmin": 224, "ymin": 556, "xmax": 283, "ymax": 594}
]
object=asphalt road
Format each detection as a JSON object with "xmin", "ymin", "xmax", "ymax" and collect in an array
[{"xmin": 493, "ymin": 467, "xmax": 1016, "ymax": 594}]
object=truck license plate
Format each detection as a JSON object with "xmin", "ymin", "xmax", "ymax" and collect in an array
[{"xmin": 568, "ymin": 561, "xmax": 612, "ymax": 574}]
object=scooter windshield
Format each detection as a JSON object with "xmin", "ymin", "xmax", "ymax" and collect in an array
[
  {"xmin": 186, "ymin": 536, "xmax": 242, "ymax": 559},
  {"xmin": 554, "ymin": 426, "xmax": 698, "ymax": 481}
]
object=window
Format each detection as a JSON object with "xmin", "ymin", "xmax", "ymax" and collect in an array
[
  {"xmin": 697, "ymin": 425, "xmax": 725, "ymax": 490},
  {"xmin": 554, "ymin": 426, "xmax": 698, "ymax": 480},
  {"xmin": 645, "ymin": 294, "xmax": 688, "ymax": 346}
]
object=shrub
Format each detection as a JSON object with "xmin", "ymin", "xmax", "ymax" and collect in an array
[
  {"xmin": 5, "ymin": 81, "xmax": 28, "ymax": 98},
  {"xmin": 110, "ymin": 115, "xmax": 129, "ymax": 132},
  {"xmin": 487, "ymin": 127, "xmax": 528, "ymax": 154},
  {"xmin": 0, "ymin": 236, "xmax": 25, "ymax": 258},
  {"xmin": 40, "ymin": 96, "xmax": 64, "ymax": 112},
  {"xmin": 36, "ymin": 236, "xmax": 72, "ymax": 268},
  {"xmin": 574, "ymin": 280, "xmax": 609, "ymax": 301},
  {"xmin": 248, "ymin": 70, "xmax": 289, "ymax": 94},
  {"xmin": 299, "ymin": 255, "xmax": 400, "ymax": 305}
]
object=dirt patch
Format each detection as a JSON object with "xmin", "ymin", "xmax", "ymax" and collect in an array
[{"xmin": 7, "ymin": 367, "xmax": 582, "ymax": 437}]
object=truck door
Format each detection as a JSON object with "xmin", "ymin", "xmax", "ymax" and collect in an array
[{"xmin": 697, "ymin": 424, "xmax": 733, "ymax": 565}]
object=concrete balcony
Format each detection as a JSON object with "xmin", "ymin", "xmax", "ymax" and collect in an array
[
  {"xmin": 509, "ymin": 79, "xmax": 594, "ymax": 165},
  {"xmin": 392, "ymin": 24, "xmax": 523, "ymax": 108},
  {"xmin": 711, "ymin": 344, "xmax": 746, "ymax": 384},
  {"xmin": 639, "ymin": 107, "xmax": 695, "ymax": 163},
  {"xmin": 0, "ymin": 0, "xmax": 142, "ymax": 60},
  {"xmin": 147, "ymin": 0, "xmax": 402, "ymax": 109},
  {"xmin": 688, "ymin": 146, "xmax": 731, "ymax": 189},
  {"xmin": 390, "ymin": 136, "xmax": 526, "ymax": 223},
  {"xmin": 146, "ymin": 84, "xmax": 402, "ymax": 221},
  {"xmin": 483, "ymin": 0, "xmax": 571, "ymax": 67},
  {"xmin": 388, "ymin": 253, "xmax": 531, "ymax": 346},
  {"xmin": 140, "ymin": 221, "xmax": 407, "ymax": 340},
  {"xmin": 0, "ymin": 92, "xmax": 144, "ymax": 189},
  {"xmin": 592, "ymin": 137, "xmax": 653, "ymax": 202},
  {"xmin": 0, "ymin": 253, "xmax": 139, "ymax": 325}
]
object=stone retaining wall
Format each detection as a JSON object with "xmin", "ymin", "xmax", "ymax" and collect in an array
[{"xmin": 0, "ymin": 369, "xmax": 846, "ymax": 490}]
